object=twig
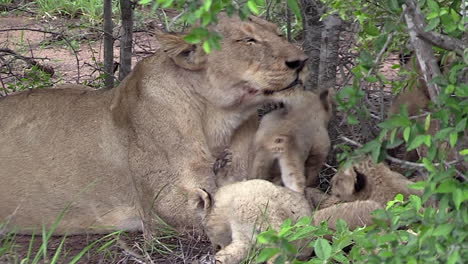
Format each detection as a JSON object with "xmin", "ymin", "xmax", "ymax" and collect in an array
[
  {"xmin": 0, "ymin": 48, "xmax": 54, "ymax": 75},
  {"xmin": 0, "ymin": 28, "xmax": 81, "ymax": 83},
  {"xmin": 414, "ymin": 26, "xmax": 466, "ymax": 56}
]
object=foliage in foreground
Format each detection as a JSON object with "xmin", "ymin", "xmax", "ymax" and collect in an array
[{"xmin": 255, "ymin": 0, "xmax": 467, "ymax": 263}]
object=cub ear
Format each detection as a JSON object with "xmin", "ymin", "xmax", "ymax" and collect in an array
[
  {"xmin": 188, "ymin": 188, "xmax": 212, "ymax": 217},
  {"xmin": 155, "ymin": 30, "xmax": 206, "ymax": 71}
]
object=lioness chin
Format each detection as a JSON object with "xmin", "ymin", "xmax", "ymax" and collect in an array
[{"xmin": 0, "ymin": 14, "xmax": 308, "ymax": 235}]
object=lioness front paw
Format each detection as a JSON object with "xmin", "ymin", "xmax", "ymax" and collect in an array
[{"xmin": 213, "ymin": 149, "xmax": 232, "ymax": 176}]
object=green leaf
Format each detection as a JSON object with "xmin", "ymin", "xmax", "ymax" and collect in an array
[
  {"xmin": 425, "ymin": 18, "xmax": 440, "ymax": 31},
  {"xmin": 434, "ymin": 127, "xmax": 453, "ymax": 140},
  {"xmin": 427, "ymin": 0, "xmax": 439, "ymax": 12},
  {"xmin": 460, "ymin": 149, "xmax": 468, "ymax": 156},
  {"xmin": 364, "ymin": 23, "xmax": 380, "ymax": 36},
  {"xmin": 453, "ymin": 189, "xmax": 464, "ymax": 210},
  {"xmin": 407, "ymin": 135, "xmax": 427, "ymax": 151},
  {"xmin": 314, "ymin": 238, "xmax": 332, "ymax": 260},
  {"xmin": 403, "ymin": 126, "xmax": 411, "ymax": 142},
  {"xmin": 287, "ymin": 0, "xmax": 302, "ymax": 19},
  {"xmin": 435, "ymin": 179, "xmax": 457, "ymax": 193},
  {"xmin": 432, "ymin": 223, "xmax": 453, "ymax": 236},
  {"xmin": 247, "ymin": 0, "xmax": 259, "ymax": 15},
  {"xmin": 256, "ymin": 248, "xmax": 280, "ymax": 262},
  {"xmin": 387, "ymin": 0, "xmax": 401, "ymax": 12},
  {"xmin": 448, "ymin": 250, "xmax": 460, "ymax": 264},
  {"xmin": 409, "ymin": 195, "xmax": 422, "ymax": 211},
  {"xmin": 257, "ymin": 230, "xmax": 278, "ymax": 244},
  {"xmin": 455, "ymin": 118, "xmax": 467, "ymax": 132},
  {"xmin": 347, "ymin": 115, "xmax": 359, "ymax": 125},
  {"xmin": 203, "ymin": 0, "xmax": 212, "ymax": 11},
  {"xmin": 449, "ymin": 132, "xmax": 458, "ymax": 147},
  {"xmin": 422, "ymin": 157, "xmax": 436, "ymax": 172},
  {"xmin": 386, "ymin": 193, "xmax": 404, "ymax": 209},
  {"xmin": 202, "ymin": 40, "xmax": 211, "ymax": 53},
  {"xmin": 445, "ymin": 84, "xmax": 455, "ymax": 94},
  {"xmin": 409, "ymin": 181, "xmax": 425, "ymax": 190},
  {"xmin": 424, "ymin": 114, "xmax": 431, "ymax": 131}
]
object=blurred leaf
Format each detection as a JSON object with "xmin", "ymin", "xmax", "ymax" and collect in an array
[
  {"xmin": 364, "ymin": 22, "xmax": 380, "ymax": 36},
  {"xmin": 287, "ymin": 0, "xmax": 302, "ymax": 19},
  {"xmin": 432, "ymin": 223, "xmax": 453, "ymax": 236},
  {"xmin": 247, "ymin": 0, "xmax": 259, "ymax": 15},
  {"xmin": 407, "ymin": 135, "xmax": 428, "ymax": 150},
  {"xmin": 449, "ymin": 132, "xmax": 458, "ymax": 147},
  {"xmin": 314, "ymin": 238, "xmax": 332, "ymax": 260},
  {"xmin": 403, "ymin": 126, "xmax": 411, "ymax": 142},
  {"xmin": 453, "ymin": 189, "xmax": 464, "ymax": 210},
  {"xmin": 347, "ymin": 115, "xmax": 359, "ymax": 125},
  {"xmin": 409, "ymin": 195, "xmax": 422, "ymax": 211},
  {"xmin": 422, "ymin": 157, "xmax": 436, "ymax": 172},
  {"xmin": 424, "ymin": 114, "xmax": 431, "ymax": 131},
  {"xmin": 202, "ymin": 40, "xmax": 211, "ymax": 53},
  {"xmin": 257, "ymin": 248, "xmax": 280, "ymax": 262},
  {"xmin": 435, "ymin": 179, "xmax": 457, "ymax": 193},
  {"xmin": 425, "ymin": 17, "xmax": 440, "ymax": 31}
]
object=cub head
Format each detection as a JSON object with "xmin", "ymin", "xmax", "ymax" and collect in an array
[
  {"xmin": 188, "ymin": 188, "xmax": 232, "ymax": 250},
  {"xmin": 330, "ymin": 157, "xmax": 372, "ymax": 202},
  {"xmin": 157, "ymin": 14, "xmax": 308, "ymax": 110}
]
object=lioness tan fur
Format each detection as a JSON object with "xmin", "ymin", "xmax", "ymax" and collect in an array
[
  {"xmin": 250, "ymin": 89, "xmax": 332, "ymax": 192},
  {"xmin": 0, "ymin": 15, "xmax": 309, "ymax": 235},
  {"xmin": 331, "ymin": 157, "xmax": 423, "ymax": 205},
  {"xmin": 190, "ymin": 180, "xmax": 381, "ymax": 264}
]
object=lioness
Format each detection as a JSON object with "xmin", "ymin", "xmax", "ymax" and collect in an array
[
  {"xmin": 190, "ymin": 179, "xmax": 381, "ymax": 263},
  {"xmin": 250, "ymin": 89, "xmax": 331, "ymax": 192},
  {"xmin": 0, "ymin": 15, "xmax": 308, "ymax": 235}
]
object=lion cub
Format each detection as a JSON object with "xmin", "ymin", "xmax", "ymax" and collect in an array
[
  {"xmin": 251, "ymin": 89, "xmax": 332, "ymax": 192},
  {"xmin": 330, "ymin": 157, "xmax": 423, "ymax": 205},
  {"xmin": 190, "ymin": 179, "xmax": 381, "ymax": 264}
]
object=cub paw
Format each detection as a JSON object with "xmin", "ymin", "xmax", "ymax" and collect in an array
[{"xmin": 213, "ymin": 149, "xmax": 232, "ymax": 176}]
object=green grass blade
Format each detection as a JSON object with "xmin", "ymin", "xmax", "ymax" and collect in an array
[{"xmin": 50, "ymin": 234, "xmax": 67, "ymax": 264}]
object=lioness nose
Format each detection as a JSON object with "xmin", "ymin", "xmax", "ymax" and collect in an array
[{"xmin": 285, "ymin": 58, "xmax": 308, "ymax": 71}]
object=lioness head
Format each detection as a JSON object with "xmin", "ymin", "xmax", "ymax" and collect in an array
[{"xmin": 157, "ymin": 14, "xmax": 308, "ymax": 110}]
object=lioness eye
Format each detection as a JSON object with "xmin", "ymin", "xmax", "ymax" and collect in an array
[{"xmin": 244, "ymin": 37, "xmax": 257, "ymax": 43}]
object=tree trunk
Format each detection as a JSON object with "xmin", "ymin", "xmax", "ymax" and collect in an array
[
  {"xmin": 119, "ymin": 0, "xmax": 134, "ymax": 81},
  {"xmin": 403, "ymin": 0, "xmax": 441, "ymax": 102},
  {"xmin": 318, "ymin": 14, "xmax": 342, "ymax": 91},
  {"xmin": 299, "ymin": 0, "xmax": 324, "ymax": 91},
  {"xmin": 103, "ymin": 0, "xmax": 114, "ymax": 89}
]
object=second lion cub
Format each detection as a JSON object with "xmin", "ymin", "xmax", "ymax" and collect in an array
[{"xmin": 251, "ymin": 89, "xmax": 332, "ymax": 192}]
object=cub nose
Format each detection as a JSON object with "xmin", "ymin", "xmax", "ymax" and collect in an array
[{"xmin": 285, "ymin": 57, "xmax": 308, "ymax": 71}]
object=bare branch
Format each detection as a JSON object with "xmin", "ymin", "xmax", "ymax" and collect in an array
[
  {"xmin": 0, "ymin": 48, "xmax": 54, "ymax": 75},
  {"xmin": 412, "ymin": 25, "xmax": 466, "ymax": 56},
  {"xmin": 403, "ymin": 0, "xmax": 442, "ymax": 102},
  {"xmin": 0, "ymin": 28, "xmax": 81, "ymax": 83}
]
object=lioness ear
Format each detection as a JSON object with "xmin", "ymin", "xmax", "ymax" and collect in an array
[
  {"xmin": 156, "ymin": 31, "xmax": 206, "ymax": 71},
  {"xmin": 189, "ymin": 188, "xmax": 212, "ymax": 217}
]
